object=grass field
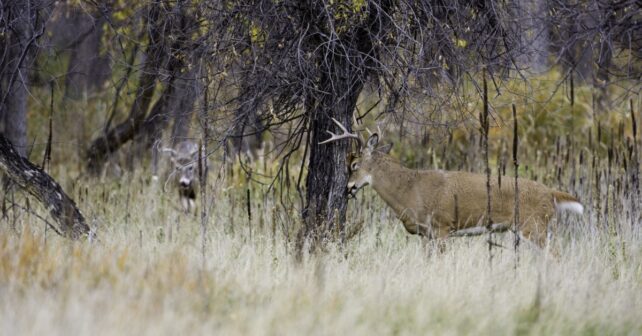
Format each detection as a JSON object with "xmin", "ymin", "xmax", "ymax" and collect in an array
[
  {"xmin": 1, "ymin": 74, "xmax": 641, "ymax": 335},
  {"xmin": 1, "ymin": 166, "xmax": 640, "ymax": 335}
]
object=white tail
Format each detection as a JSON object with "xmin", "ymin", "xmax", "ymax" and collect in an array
[{"xmin": 555, "ymin": 200, "xmax": 584, "ymax": 215}]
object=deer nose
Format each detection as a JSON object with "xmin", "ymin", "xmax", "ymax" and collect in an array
[
  {"xmin": 179, "ymin": 176, "xmax": 191, "ymax": 187},
  {"xmin": 346, "ymin": 182, "xmax": 357, "ymax": 198}
]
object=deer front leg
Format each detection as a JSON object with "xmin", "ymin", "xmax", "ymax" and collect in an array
[
  {"xmin": 519, "ymin": 214, "xmax": 560, "ymax": 257},
  {"xmin": 398, "ymin": 212, "xmax": 450, "ymax": 254},
  {"xmin": 417, "ymin": 217, "xmax": 450, "ymax": 255}
]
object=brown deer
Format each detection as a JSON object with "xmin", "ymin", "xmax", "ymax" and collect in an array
[
  {"xmin": 162, "ymin": 140, "xmax": 200, "ymax": 213},
  {"xmin": 320, "ymin": 118, "xmax": 583, "ymax": 247}
]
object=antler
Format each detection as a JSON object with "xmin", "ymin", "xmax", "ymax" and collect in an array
[
  {"xmin": 319, "ymin": 118, "xmax": 363, "ymax": 150},
  {"xmin": 161, "ymin": 147, "xmax": 177, "ymax": 156}
]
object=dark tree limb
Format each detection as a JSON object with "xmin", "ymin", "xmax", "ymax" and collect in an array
[
  {"xmin": 85, "ymin": 4, "xmax": 164, "ymax": 175},
  {"xmin": 135, "ymin": 82, "xmax": 175, "ymax": 151},
  {"xmin": 85, "ymin": 66, "xmax": 158, "ymax": 175},
  {"xmin": 0, "ymin": 134, "xmax": 89, "ymax": 239}
]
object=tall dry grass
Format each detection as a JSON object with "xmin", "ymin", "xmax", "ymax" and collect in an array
[
  {"xmin": 0, "ymin": 162, "xmax": 640, "ymax": 335},
  {"xmin": 2, "ymin": 75, "xmax": 641, "ymax": 335}
]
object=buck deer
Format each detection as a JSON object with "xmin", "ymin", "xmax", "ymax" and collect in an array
[
  {"xmin": 320, "ymin": 118, "xmax": 584, "ymax": 247},
  {"xmin": 162, "ymin": 140, "xmax": 200, "ymax": 213}
]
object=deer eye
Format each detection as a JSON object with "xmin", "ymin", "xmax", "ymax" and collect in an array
[{"xmin": 350, "ymin": 161, "xmax": 360, "ymax": 171}]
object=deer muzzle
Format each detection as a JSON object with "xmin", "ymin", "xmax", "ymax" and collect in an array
[
  {"xmin": 346, "ymin": 182, "xmax": 358, "ymax": 198},
  {"xmin": 179, "ymin": 176, "xmax": 192, "ymax": 188}
]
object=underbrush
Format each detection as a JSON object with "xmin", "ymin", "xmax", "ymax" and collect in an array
[
  {"xmin": 0, "ymin": 169, "xmax": 640, "ymax": 335},
  {"xmin": 2, "ymin": 71, "xmax": 640, "ymax": 335}
]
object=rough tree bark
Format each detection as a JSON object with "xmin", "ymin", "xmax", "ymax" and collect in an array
[
  {"xmin": 517, "ymin": 0, "xmax": 549, "ymax": 74},
  {"xmin": 0, "ymin": 0, "xmax": 51, "ymax": 157},
  {"xmin": 301, "ymin": 1, "xmax": 387, "ymax": 242},
  {"xmin": 3, "ymin": 56, "xmax": 29, "ymax": 158},
  {"xmin": 303, "ymin": 68, "xmax": 363, "ymax": 241},
  {"xmin": 0, "ymin": 134, "xmax": 89, "ymax": 239}
]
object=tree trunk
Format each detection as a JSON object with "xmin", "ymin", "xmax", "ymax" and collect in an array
[
  {"xmin": 517, "ymin": 0, "xmax": 549, "ymax": 74},
  {"xmin": 85, "ymin": 4, "xmax": 164, "ymax": 175},
  {"xmin": 3, "ymin": 16, "xmax": 30, "ymax": 158},
  {"xmin": 0, "ymin": 134, "xmax": 89, "ymax": 239},
  {"xmin": 230, "ymin": 80, "xmax": 264, "ymax": 160},
  {"xmin": 133, "ymin": 59, "xmax": 198, "ymax": 172},
  {"xmin": 170, "ymin": 66, "xmax": 200, "ymax": 145},
  {"xmin": 549, "ymin": 1, "xmax": 594, "ymax": 82},
  {"xmin": 0, "ymin": 0, "xmax": 48, "ymax": 157},
  {"xmin": 4, "ymin": 63, "xmax": 29, "ymax": 158},
  {"xmin": 303, "ymin": 62, "xmax": 364, "ymax": 243},
  {"xmin": 565, "ymin": 4, "xmax": 595, "ymax": 83},
  {"xmin": 64, "ymin": 6, "xmax": 112, "ymax": 100},
  {"xmin": 135, "ymin": 83, "xmax": 175, "ymax": 150},
  {"xmin": 126, "ymin": 1, "xmax": 198, "ymax": 169},
  {"xmin": 299, "ymin": 1, "xmax": 389, "ymax": 247},
  {"xmin": 593, "ymin": 2, "xmax": 615, "ymax": 113},
  {"xmin": 134, "ymin": 50, "xmax": 192, "ymax": 152}
]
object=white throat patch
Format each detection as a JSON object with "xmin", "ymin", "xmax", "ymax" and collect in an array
[{"xmin": 359, "ymin": 174, "xmax": 373, "ymax": 188}]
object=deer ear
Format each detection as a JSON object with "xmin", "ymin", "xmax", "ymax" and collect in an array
[
  {"xmin": 377, "ymin": 143, "xmax": 392, "ymax": 154},
  {"xmin": 366, "ymin": 134, "xmax": 379, "ymax": 150}
]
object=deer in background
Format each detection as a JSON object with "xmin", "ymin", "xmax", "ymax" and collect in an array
[
  {"xmin": 162, "ymin": 140, "xmax": 200, "ymax": 213},
  {"xmin": 320, "ymin": 118, "xmax": 584, "ymax": 248}
]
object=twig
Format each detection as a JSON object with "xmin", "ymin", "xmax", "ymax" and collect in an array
[
  {"xmin": 481, "ymin": 69, "xmax": 494, "ymax": 266},
  {"xmin": 512, "ymin": 104, "xmax": 520, "ymax": 267}
]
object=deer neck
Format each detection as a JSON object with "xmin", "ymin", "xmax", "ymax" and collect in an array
[{"xmin": 368, "ymin": 155, "xmax": 415, "ymax": 215}]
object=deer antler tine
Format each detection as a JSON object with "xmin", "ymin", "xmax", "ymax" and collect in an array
[
  {"xmin": 163, "ymin": 169, "xmax": 177, "ymax": 193},
  {"xmin": 318, "ymin": 118, "xmax": 363, "ymax": 146},
  {"xmin": 318, "ymin": 131, "xmax": 340, "ymax": 145},
  {"xmin": 319, "ymin": 133, "xmax": 332, "ymax": 144},
  {"xmin": 190, "ymin": 147, "xmax": 199, "ymax": 157},
  {"xmin": 330, "ymin": 117, "xmax": 349, "ymax": 133},
  {"xmin": 161, "ymin": 147, "xmax": 177, "ymax": 155}
]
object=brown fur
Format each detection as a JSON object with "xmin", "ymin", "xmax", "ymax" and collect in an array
[
  {"xmin": 347, "ymin": 139, "xmax": 582, "ymax": 247},
  {"xmin": 551, "ymin": 190, "xmax": 579, "ymax": 203}
]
